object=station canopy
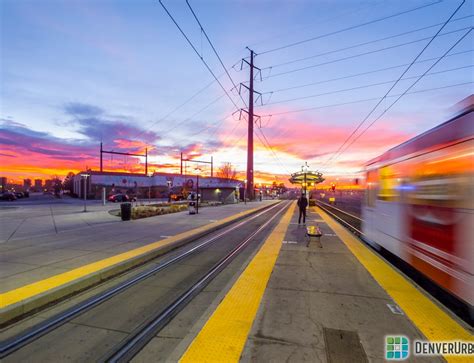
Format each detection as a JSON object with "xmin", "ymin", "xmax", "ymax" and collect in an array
[{"xmin": 289, "ymin": 171, "xmax": 325, "ymax": 185}]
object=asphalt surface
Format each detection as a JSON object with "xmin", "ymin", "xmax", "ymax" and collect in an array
[{"xmin": 1, "ymin": 202, "xmax": 289, "ymax": 362}]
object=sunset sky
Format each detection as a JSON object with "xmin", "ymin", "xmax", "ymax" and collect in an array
[{"xmin": 1, "ymin": 0, "xmax": 472, "ymax": 186}]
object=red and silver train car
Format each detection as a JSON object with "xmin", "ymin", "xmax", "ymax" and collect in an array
[{"xmin": 361, "ymin": 96, "xmax": 473, "ymax": 316}]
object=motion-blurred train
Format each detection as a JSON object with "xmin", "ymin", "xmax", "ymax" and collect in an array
[{"xmin": 361, "ymin": 95, "xmax": 473, "ymax": 319}]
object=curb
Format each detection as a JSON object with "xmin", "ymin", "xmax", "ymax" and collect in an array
[{"xmin": 0, "ymin": 202, "xmax": 279, "ymax": 326}]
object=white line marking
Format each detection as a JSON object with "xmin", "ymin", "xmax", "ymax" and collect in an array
[
  {"xmin": 387, "ymin": 303, "xmax": 404, "ymax": 315},
  {"xmin": 283, "ymin": 240, "xmax": 299, "ymax": 244},
  {"xmin": 160, "ymin": 235, "xmax": 172, "ymax": 238}
]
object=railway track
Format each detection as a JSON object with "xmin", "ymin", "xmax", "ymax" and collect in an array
[
  {"xmin": 314, "ymin": 199, "xmax": 363, "ymax": 235},
  {"xmin": 1, "ymin": 201, "xmax": 291, "ymax": 361}
]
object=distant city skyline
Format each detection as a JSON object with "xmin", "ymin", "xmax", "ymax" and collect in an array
[{"xmin": 1, "ymin": 0, "xmax": 472, "ymax": 185}]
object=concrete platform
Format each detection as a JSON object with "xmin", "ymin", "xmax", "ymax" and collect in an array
[
  {"xmin": 0, "ymin": 200, "xmax": 276, "ymax": 324},
  {"xmin": 176, "ymin": 203, "xmax": 472, "ymax": 362}
]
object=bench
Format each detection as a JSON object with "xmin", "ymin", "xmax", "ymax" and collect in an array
[{"xmin": 306, "ymin": 225, "xmax": 323, "ymax": 247}]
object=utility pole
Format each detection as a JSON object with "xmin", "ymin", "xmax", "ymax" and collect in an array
[
  {"xmin": 247, "ymin": 49, "xmax": 254, "ymax": 200},
  {"xmin": 240, "ymin": 48, "xmax": 261, "ymax": 201},
  {"xmin": 100, "ymin": 142, "xmax": 103, "ymax": 172}
]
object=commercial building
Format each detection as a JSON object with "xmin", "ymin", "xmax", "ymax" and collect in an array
[
  {"xmin": 0, "ymin": 177, "xmax": 6, "ymax": 192},
  {"xmin": 72, "ymin": 171, "xmax": 242, "ymax": 203},
  {"xmin": 34, "ymin": 179, "xmax": 42, "ymax": 191},
  {"xmin": 23, "ymin": 179, "xmax": 32, "ymax": 190}
]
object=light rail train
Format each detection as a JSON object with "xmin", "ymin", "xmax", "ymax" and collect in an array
[{"xmin": 361, "ymin": 95, "xmax": 473, "ymax": 319}]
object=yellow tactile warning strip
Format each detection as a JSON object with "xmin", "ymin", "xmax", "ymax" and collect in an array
[
  {"xmin": 0, "ymin": 204, "xmax": 273, "ymax": 309},
  {"xmin": 317, "ymin": 207, "xmax": 473, "ymax": 363},
  {"xmin": 179, "ymin": 202, "xmax": 296, "ymax": 363}
]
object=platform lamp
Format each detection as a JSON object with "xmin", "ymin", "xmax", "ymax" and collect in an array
[{"xmin": 80, "ymin": 173, "xmax": 90, "ymax": 212}]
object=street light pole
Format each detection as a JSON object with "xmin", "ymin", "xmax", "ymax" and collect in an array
[
  {"xmin": 196, "ymin": 173, "xmax": 199, "ymax": 214},
  {"xmin": 302, "ymin": 162, "xmax": 309, "ymax": 197},
  {"xmin": 167, "ymin": 180, "xmax": 172, "ymax": 203},
  {"xmin": 81, "ymin": 173, "xmax": 90, "ymax": 212}
]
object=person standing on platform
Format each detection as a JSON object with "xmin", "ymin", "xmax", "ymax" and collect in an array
[{"xmin": 297, "ymin": 193, "xmax": 308, "ymax": 225}]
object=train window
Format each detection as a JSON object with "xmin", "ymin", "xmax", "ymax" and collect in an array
[
  {"xmin": 366, "ymin": 170, "xmax": 377, "ymax": 207},
  {"xmin": 377, "ymin": 166, "xmax": 400, "ymax": 202}
]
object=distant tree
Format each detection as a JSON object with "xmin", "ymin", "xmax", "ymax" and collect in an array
[
  {"xmin": 278, "ymin": 182, "xmax": 287, "ymax": 193},
  {"xmin": 217, "ymin": 162, "xmax": 237, "ymax": 180},
  {"xmin": 63, "ymin": 172, "xmax": 75, "ymax": 193},
  {"xmin": 51, "ymin": 176, "xmax": 62, "ymax": 197}
]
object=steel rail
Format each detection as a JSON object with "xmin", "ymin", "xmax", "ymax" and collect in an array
[
  {"xmin": 104, "ymin": 201, "xmax": 291, "ymax": 362},
  {"xmin": 315, "ymin": 199, "xmax": 362, "ymax": 221},
  {"xmin": 315, "ymin": 200, "xmax": 365, "ymax": 236},
  {"xmin": 0, "ymin": 202, "xmax": 282, "ymax": 358}
]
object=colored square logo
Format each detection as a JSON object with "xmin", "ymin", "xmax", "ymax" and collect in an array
[{"xmin": 385, "ymin": 336, "xmax": 409, "ymax": 360}]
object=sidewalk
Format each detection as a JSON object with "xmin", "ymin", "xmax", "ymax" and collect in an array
[
  {"xmin": 0, "ymin": 201, "xmax": 275, "ymax": 293},
  {"xmin": 0, "ymin": 197, "xmax": 170, "ymax": 243},
  {"xmin": 176, "ymin": 204, "xmax": 466, "ymax": 362}
]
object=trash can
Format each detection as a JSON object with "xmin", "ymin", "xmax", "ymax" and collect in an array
[
  {"xmin": 188, "ymin": 201, "xmax": 196, "ymax": 215},
  {"xmin": 121, "ymin": 202, "xmax": 132, "ymax": 221}
]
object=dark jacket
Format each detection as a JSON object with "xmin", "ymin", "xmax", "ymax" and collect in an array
[{"xmin": 297, "ymin": 196, "xmax": 308, "ymax": 209}]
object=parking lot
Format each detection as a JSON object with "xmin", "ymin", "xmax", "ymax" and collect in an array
[{"xmin": 0, "ymin": 193, "xmax": 173, "ymax": 244}]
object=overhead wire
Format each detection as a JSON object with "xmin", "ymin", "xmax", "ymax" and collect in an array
[
  {"xmin": 260, "ymin": 15, "xmax": 472, "ymax": 70},
  {"xmin": 258, "ymin": 0, "xmax": 442, "ymax": 55},
  {"xmin": 186, "ymin": 0, "xmax": 248, "ymax": 109},
  {"xmin": 321, "ymin": 0, "xmax": 466, "ymax": 168},
  {"xmin": 262, "ymin": 27, "xmax": 470, "ymax": 79},
  {"xmin": 260, "ymin": 49, "xmax": 472, "ymax": 94},
  {"xmin": 259, "ymin": 65, "xmax": 472, "ymax": 106},
  {"xmin": 258, "ymin": 81, "xmax": 472, "ymax": 118},
  {"xmin": 329, "ymin": 27, "xmax": 473, "ymax": 165},
  {"xmin": 184, "ymin": 1, "xmax": 292, "ymax": 172},
  {"xmin": 255, "ymin": 128, "xmax": 292, "ymax": 174},
  {"xmin": 159, "ymin": 0, "xmax": 241, "ymax": 111},
  {"xmin": 163, "ymin": 0, "xmax": 286, "ymax": 173}
]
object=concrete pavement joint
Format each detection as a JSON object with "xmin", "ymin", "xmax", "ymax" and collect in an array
[
  {"xmin": 4, "ymin": 218, "xmax": 27, "ymax": 243},
  {"xmin": 268, "ymin": 286, "xmax": 393, "ymax": 301},
  {"xmin": 0, "ymin": 202, "xmax": 278, "ymax": 325},
  {"xmin": 49, "ymin": 207, "xmax": 58, "ymax": 234}
]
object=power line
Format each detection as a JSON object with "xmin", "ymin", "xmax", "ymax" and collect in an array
[
  {"xmin": 259, "ymin": 65, "xmax": 472, "ymax": 106},
  {"xmin": 186, "ymin": 0, "xmax": 248, "ymax": 109},
  {"xmin": 255, "ymin": 128, "xmax": 292, "ymax": 174},
  {"xmin": 262, "ymin": 15, "xmax": 473, "ymax": 70},
  {"xmin": 262, "ymin": 27, "xmax": 470, "ymax": 79},
  {"xmin": 258, "ymin": 81, "xmax": 472, "ymax": 118},
  {"xmin": 160, "ymin": 93, "xmax": 227, "ymax": 138},
  {"xmin": 260, "ymin": 50, "xmax": 472, "ymax": 94},
  {"xmin": 256, "ymin": 82, "xmax": 472, "ymax": 168},
  {"xmin": 322, "ymin": 0, "xmax": 466, "ymax": 168},
  {"xmin": 330, "ymin": 27, "xmax": 473, "ymax": 165},
  {"xmin": 159, "ymin": 0, "xmax": 240, "ymax": 111},
  {"xmin": 131, "ymin": 77, "xmax": 220, "ymax": 141},
  {"xmin": 245, "ymin": 1, "xmax": 380, "ymax": 49},
  {"xmin": 259, "ymin": 0, "xmax": 442, "ymax": 55}
]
